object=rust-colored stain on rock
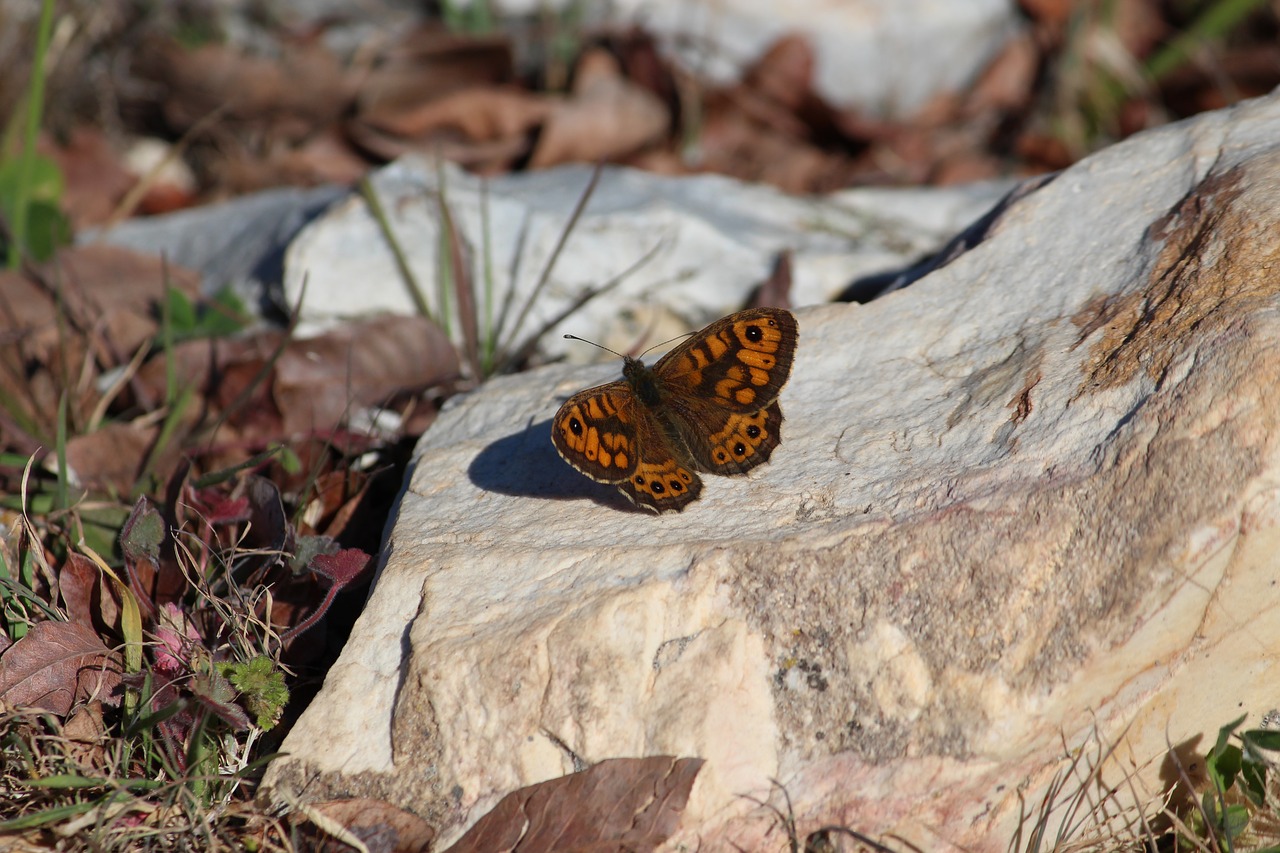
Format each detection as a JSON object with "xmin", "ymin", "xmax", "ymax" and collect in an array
[{"xmin": 1072, "ymin": 156, "xmax": 1280, "ymax": 394}]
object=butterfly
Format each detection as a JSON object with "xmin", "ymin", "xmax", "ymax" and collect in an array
[{"xmin": 551, "ymin": 307, "xmax": 798, "ymax": 513}]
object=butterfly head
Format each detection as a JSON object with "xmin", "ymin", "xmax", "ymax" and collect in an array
[{"xmin": 621, "ymin": 356, "xmax": 663, "ymax": 407}]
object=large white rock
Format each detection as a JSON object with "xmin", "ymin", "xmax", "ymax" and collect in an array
[
  {"xmin": 283, "ymin": 158, "xmax": 1009, "ymax": 358},
  {"xmin": 473, "ymin": 0, "xmax": 1019, "ymax": 117},
  {"xmin": 608, "ymin": 0, "xmax": 1019, "ymax": 117},
  {"xmin": 265, "ymin": 90, "xmax": 1280, "ymax": 851}
]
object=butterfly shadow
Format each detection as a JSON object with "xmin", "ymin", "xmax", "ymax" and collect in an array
[{"xmin": 468, "ymin": 418, "xmax": 642, "ymax": 513}]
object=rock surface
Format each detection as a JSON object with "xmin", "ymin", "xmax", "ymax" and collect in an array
[
  {"xmin": 512, "ymin": 0, "xmax": 1020, "ymax": 117},
  {"xmin": 284, "ymin": 159, "xmax": 1010, "ymax": 352},
  {"xmin": 264, "ymin": 90, "xmax": 1280, "ymax": 851}
]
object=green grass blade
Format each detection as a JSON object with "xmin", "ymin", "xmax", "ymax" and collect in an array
[
  {"xmin": 6, "ymin": 0, "xmax": 57, "ymax": 269},
  {"xmin": 1145, "ymin": 0, "xmax": 1271, "ymax": 82}
]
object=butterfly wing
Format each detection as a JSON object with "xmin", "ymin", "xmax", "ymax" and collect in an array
[
  {"xmin": 653, "ymin": 308, "xmax": 797, "ymax": 474},
  {"xmin": 552, "ymin": 382, "xmax": 702, "ymax": 513},
  {"xmin": 669, "ymin": 398, "xmax": 785, "ymax": 475},
  {"xmin": 652, "ymin": 307, "xmax": 797, "ymax": 414}
]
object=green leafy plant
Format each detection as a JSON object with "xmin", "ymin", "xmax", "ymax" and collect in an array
[{"xmin": 1184, "ymin": 714, "xmax": 1280, "ymax": 851}]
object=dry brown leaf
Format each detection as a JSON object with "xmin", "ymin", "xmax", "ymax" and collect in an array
[
  {"xmin": 697, "ymin": 103, "xmax": 854, "ymax": 193},
  {"xmin": 356, "ymin": 86, "xmax": 550, "ymax": 154},
  {"xmin": 41, "ymin": 126, "xmax": 137, "ymax": 229},
  {"xmin": 444, "ymin": 756, "xmax": 704, "ymax": 853},
  {"xmin": 357, "ymin": 26, "xmax": 515, "ymax": 116},
  {"xmin": 64, "ymin": 422, "xmax": 159, "ymax": 497},
  {"xmin": 272, "ymin": 314, "xmax": 459, "ymax": 437},
  {"xmin": 965, "ymin": 30, "xmax": 1041, "ymax": 116},
  {"xmin": 742, "ymin": 33, "xmax": 815, "ymax": 113},
  {"xmin": 750, "ymin": 250, "xmax": 794, "ymax": 310},
  {"xmin": 0, "ymin": 244, "xmax": 200, "ymax": 360},
  {"xmin": 304, "ymin": 798, "xmax": 435, "ymax": 853},
  {"xmin": 528, "ymin": 49, "xmax": 670, "ymax": 169},
  {"xmin": 0, "ymin": 245, "xmax": 200, "ymax": 450},
  {"xmin": 57, "ymin": 552, "xmax": 104, "ymax": 629},
  {"xmin": 0, "ymin": 621, "xmax": 122, "ymax": 716},
  {"xmin": 144, "ymin": 40, "xmax": 353, "ymax": 138},
  {"xmin": 62, "ymin": 699, "xmax": 114, "ymax": 778},
  {"xmin": 360, "ymin": 87, "xmax": 550, "ymax": 146},
  {"xmin": 275, "ymin": 127, "xmax": 371, "ymax": 186}
]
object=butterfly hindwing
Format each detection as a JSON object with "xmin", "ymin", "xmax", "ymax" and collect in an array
[{"xmin": 674, "ymin": 400, "xmax": 784, "ymax": 475}]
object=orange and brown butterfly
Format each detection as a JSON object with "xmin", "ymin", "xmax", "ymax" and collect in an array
[{"xmin": 551, "ymin": 307, "xmax": 798, "ymax": 513}]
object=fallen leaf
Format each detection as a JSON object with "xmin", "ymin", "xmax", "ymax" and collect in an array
[
  {"xmin": 64, "ymin": 422, "xmax": 157, "ymax": 497},
  {"xmin": 131, "ymin": 314, "xmax": 459, "ymax": 442},
  {"xmin": 142, "ymin": 40, "xmax": 353, "ymax": 139},
  {"xmin": 271, "ymin": 314, "xmax": 459, "ymax": 437},
  {"xmin": 57, "ymin": 552, "xmax": 103, "ymax": 629},
  {"xmin": 750, "ymin": 251, "xmax": 793, "ymax": 310},
  {"xmin": 0, "ymin": 620, "xmax": 123, "ymax": 715},
  {"xmin": 303, "ymin": 798, "xmax": 436, "ymax": 853},
  {"xmin": 357, "ymin": 26, "xmax": 515, "ymax": 115},
  {"xmin": 241, "ymin": 476, "xmax": 294, "ymax": 580},
  {"xmin": 965, "ymin": 30, "xmax": 1040, "ymax": 116},
  {"xmin": 352, "ymin": 86, "xmax": 549, "ymax": 169},
  {"xmin": 62, "ymin": 699, "xmax": 113, "ymax": 777},
  {"xmin": 529, "ymin": 49, "xmax": 670, "ymax": 169},
  {"xmin": 742, "ymin": 33, "xmax": 814, "ymax": 113},
  {"xmin": 0, "ymin": 244, "xmax": 200, "ymax": 397},
  {"xmin": 41, "ymin": 126, "xmax": 137, "ymax": 229},
  {"xmin": 444, "ymin": 756, "xmax": 704, "ymax": 853}
]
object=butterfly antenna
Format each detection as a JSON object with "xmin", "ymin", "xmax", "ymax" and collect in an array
[
  {"xmin": 563, "ymin": 330, "xmax": 697, "ymax": 360},
  {"xmin": 562, "ymin": 334, "xmax": 627, "ymax": 360},
  {"xmin": 637, "ymin": 331, "xmax": 695, "ymax": 358}
]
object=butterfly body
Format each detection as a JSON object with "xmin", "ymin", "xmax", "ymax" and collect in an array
[{"xmin": 552, "ymin": 307, "xmax": 798, "ymax": 513}]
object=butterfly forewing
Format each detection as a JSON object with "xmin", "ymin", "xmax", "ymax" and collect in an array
[
  {"xmin": 652, "ymin": 308, "xmax": 797, "ymax": 415},
  {"xmin": 551, "ymin": 383, "xmax": 640, "ymax": 485}
]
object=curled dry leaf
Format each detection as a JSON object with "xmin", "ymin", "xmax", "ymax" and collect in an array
[
  {"xmin": 58, "ymin": 553, "xmax": 101, "ymax": 629},
  {"xmin": 750, "ymin": 250, "xmax": 794, "ymax": 311},
  {"xmin": 444, "ymin": 756, "xmax": 704, "ymax": 853},
  {"xmin": 64, "ymin": 422, "xmax": 158, "ymax": 497},
  {"xmin": 742, "ymin": 33, "xmax": 815, "ymax": 113},
  {"xmin": 351, "ymin": 86, "xmax": 550, "ymax": 169},
  {"xmin": 140, "ymin": 40, "xmax": 353, "ymax": 138},
  {"xmin": 272, "ymin": 313, "xmax": 459, "ymax": 437},
  {"xmin": 529, "ymin": 48, "xmax": 671, "ymax": 169},
  {"xmin": 303, "ymin": 798, "xmax": 436, "ymax": 853},
  {"xmin": 41, "ymin": 126, "xmax": 137, "ymax": 229},
  {"xmin": 0, "ymin": 621, "xmax": 123, "ymax": 716},
  {"xmin": 357, "ymin": 27, "xmax": 516, "ymax": 115}
]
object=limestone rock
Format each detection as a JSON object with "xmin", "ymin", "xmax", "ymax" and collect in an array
[
  {"xmin": 487, "ymin": 0, "xmax": 1020, "ymax": 118},
  {"xmin": 264, "ymin": 90, "xmax": 1280, "ymax": 851},
  {"xmin": 282, "ymin": 158, "xmax": 1010, "ymax": 355}
]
